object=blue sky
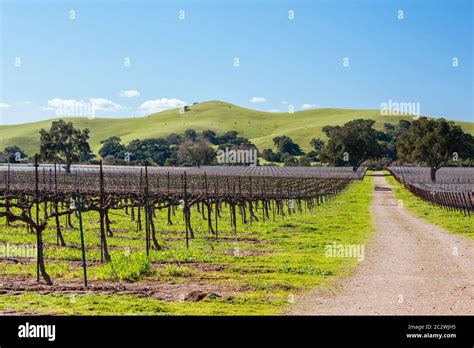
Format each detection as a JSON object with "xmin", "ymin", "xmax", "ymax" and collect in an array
[{"xmin": 0, "ymin": 0, "xmax": 472, "ymax": 124}]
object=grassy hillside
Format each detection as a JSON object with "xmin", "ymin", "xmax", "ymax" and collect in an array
[{"xmin": 1, "ymin": 101, "xmax": 473, "ymax": 156}]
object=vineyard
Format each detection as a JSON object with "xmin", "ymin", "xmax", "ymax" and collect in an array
[
  {"xmin": 389, "ymin": 167, "xmax": 474, "ymax": 215},
  {"xmin": 1, "ymin": 163, "xmax": 473, "ymax": 315},
  {"xmin": 0, "ymin": 160, "xmax": 366, "ymax": 289}
]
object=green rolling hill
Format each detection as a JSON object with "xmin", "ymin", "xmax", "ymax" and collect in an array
[{"xmin": 1, "ymin": 100, "xmax": 473, "ymax": 156}]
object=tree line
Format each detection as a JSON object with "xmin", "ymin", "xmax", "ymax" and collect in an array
[{"xmin": 1, "ymin": 117, "xmax": 473, "ymax": 181}]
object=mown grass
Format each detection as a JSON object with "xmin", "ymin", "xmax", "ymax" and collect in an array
[
  {"xmin": 386, "ymin": 174, "xmax": 474, "ymax": 240},
  {"xmin": 0, "ymin": 176, "xmax": 375, "ymax": 315}
]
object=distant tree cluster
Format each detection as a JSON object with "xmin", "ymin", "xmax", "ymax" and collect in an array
[
  {"xmin": 308, "ymin": 117, "xmax": 474, "ymax": 179},
  {"xmin": 1, "ymin": 115, "xmax": 472, "ymax": 181},
  {"xmin": 259, "ymin": 118, "xmax": 469, "ymax": 169},
  {"xmin": 99, "ymin": 129, "xmax": 257, "ymax": 167},
  {"xmin": 202, "ymin": 130, "xmax": 254, "ymax": 149},
  {"xmin": 0, "ymin": 146, "xmax": 29, "ymax": 163},
  {"xmin": 261, "ymin": 136, "xmax": 310, "ymax": 166}
]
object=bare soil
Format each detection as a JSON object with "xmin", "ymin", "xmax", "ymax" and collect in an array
[{"xmin": 0, "ymin": 274, "xmax": 240, "ymax": 302}]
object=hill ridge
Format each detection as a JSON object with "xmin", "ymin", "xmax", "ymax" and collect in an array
[{"xmin": 1, "ymin": 100, "xmax": 472, "ymax": 155}]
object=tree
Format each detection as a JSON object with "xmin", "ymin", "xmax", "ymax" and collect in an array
[
  {"xmin": 202, "ymin": 130, "xmax": 218, "ymax": 144},
  {"xmin": 262, "ymin": 148, "xmax": 281, "ymax": 162},
  {"xmin": 80, "ymin": 152, "xmax": 96, "ymax": 163},
  {"xmin": 298, "ymin": 156, "xmax": 311, "ymax": 166},
  {"xmin": 306, "ymin": 151, "xmax": 319, "ymax": 162},
  {"xmin": 273, "ymin": 136, "xmax": 304, "ymax": 156},
  {"xmin": 39, "ymin": 120, "xmax": 91, "ymax": 173},
  {"xmin": 3, "ymin": 145, "xmax": 28, "ymax": 163},
  {"xmin": 178, "ymin": 140, "xmax": 215, "ymax": 166},
  {"xmin": 184, "ymin": 129, "xmax": 197, "ymax": 141},
  {"xmin": 164, "ymin": 157, "xmax": 178, "ymax": 166},
  {"xmin": 309, "ymin": 138, "xmax": 325, "ymax": 160},
  {"xmin": 397, "ymin": 117, "xmax": 474, "ymax": 181},
  {"xmin": 99, "ymin": 136, "xmax": 126, "ymax": 160},
  {"xmin": 126, "ymin": 138, "xmax": 172, "ymax": 166},
  {"xmin": 281, "ymin": 153, "xmax": 298, "ymax": 166},
  {"xmin": 166, "ymin": 133, "xmax": 183, "ymax": 145},
  {"xmin": 321, "ymin": 125, "xmax": 339, "ymax": 137},
  {"xmin": 321, "ymin": 119, "xmax": 383, "ymax": 171},
  {"xmin": 218, "ymin": 131, "xmax": 238, "ymax": 145},
  {"xmin": 379, "ymin": 120, "xmax": 411, "ymax": 161}
]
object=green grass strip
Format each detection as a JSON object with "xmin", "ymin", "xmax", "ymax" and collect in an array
[{"xmin": 386, "ymin": 174, "xmax": 473, "ymax": 240}]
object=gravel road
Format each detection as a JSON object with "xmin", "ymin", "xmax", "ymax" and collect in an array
[{"xmin": 291, "ymin": 173, "xmax": 474, "ymax": 315}]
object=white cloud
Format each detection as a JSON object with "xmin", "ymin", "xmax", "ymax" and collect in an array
[
  {"xmin": 0, "ymin": 102, "xmax": 11, "ymax": 108},
  {"xmin": 43, "ymin": 98, "xmax": 123, "ymax": 112},
  {"xmin": 250, "ymin": 97, "xmax": 266, "ymax": 103},
  {"xmin": 46, "ymin": 98, "xmax": 84, "ymax": 110},
  {"xmin": 281, "ymin": 101, "xmax": 288, "ymax": 105},
  {"xmin": 301, "ymin": 103, "xmax": 318, "ymax": 110},
  {"xmin": 90, "ymin": 98, "xmax": 123, "ymax": 111},
  {"xmin": 268, "ymin": 109, "xmax": 280, "ymax": 112},
  {"xmin": 139, "ymin": 98, "xmax": 187, "ymax": 114},
  {"xmin": 119, "ymin": 90, "xmax": 140, "ymax": 98}
]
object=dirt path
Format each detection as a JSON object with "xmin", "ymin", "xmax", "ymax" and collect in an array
[{"xmin": 291, "ymin": 173, "xmax": 474, "ymax": 315}]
